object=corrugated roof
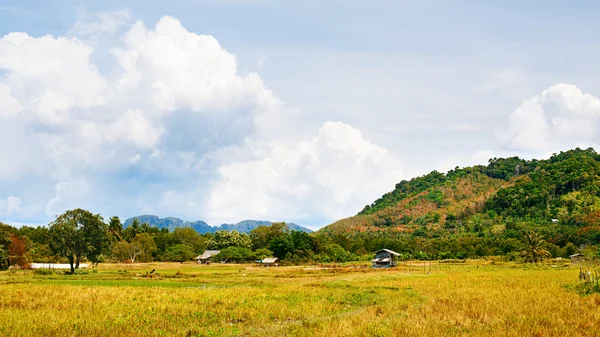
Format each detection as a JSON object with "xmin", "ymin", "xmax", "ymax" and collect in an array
[
  {"xmin": 262, "ymin": 257, "xmax": 278, "ymax": 263},
  {"xmin": 196, "ymin": 250, "xmax": 220, "ymax": 260},
  {"xmin": 375, "ymin": 249, "xmax": 400, "ymax": 256}
]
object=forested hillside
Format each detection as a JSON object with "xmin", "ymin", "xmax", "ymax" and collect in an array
[{"xmin": 319, "ymin": 148, "xmax": 600, "ymax": 259}]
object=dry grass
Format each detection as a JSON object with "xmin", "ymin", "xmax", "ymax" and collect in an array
[{"xmin": 0, "ymin": 261, "xmax": 599, "ymax": 336}]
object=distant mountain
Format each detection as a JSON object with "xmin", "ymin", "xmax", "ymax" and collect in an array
[{"xmin": 123, "ymin": 216, "xmax": 312, "ymax": 234}]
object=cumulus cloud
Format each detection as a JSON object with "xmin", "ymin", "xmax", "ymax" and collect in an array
[
  {"xmin": 501, "ymin": 83, "xmax": 600, "ymax": 153},
  {"xmin": 0, "ymin": 14, "xmax": 403, "ymax": 226},
  {"xmin": 0, "ymin": 196, "xmax": 22, "ymax": 216},
  {"xmin": 206, "ymin": 121, "xmax": 404, "ymax": 224}
]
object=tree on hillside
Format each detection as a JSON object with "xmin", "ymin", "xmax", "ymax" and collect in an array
[
  {"xmin": 206, "ymin": 230, "xmax": 251, "ymax": 250},
  {"xmin": 48, "ymin": 209, "xmax": 109, "ymax": 272},
  {"xmin": 521, "ymin": 231, "xmax": 551, "ymax": 263}
]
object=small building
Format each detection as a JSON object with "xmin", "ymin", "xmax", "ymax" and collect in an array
[
  {"xmin": 372, "ymin": 249, "xmax": 400, "ymax": 268},
  {"xmin": 570, "ymin": 253, "xmax": 585, "ymax": 263},
  {"xmin": 261, "ymin": 257, "xmax": 279, "ymax": 267},
  {"xmin": 551, "ymin": 219, "xmax": 559, "ymax": 224},
  {"xmin": 196, "ymin": 250, "xmax": 220, "ymax": 264}
]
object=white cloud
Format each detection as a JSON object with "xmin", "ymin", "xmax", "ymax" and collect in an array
[
  {"xmin": 501, "ymin": 83, "xmax": 600, "ymax": 153},
  {"xmin": 206, "ymin": 121, "xmax": 403, "ymax": 224},
  {"xmin": 0, "ymin": 196, "xmax": 22, "ymax": 216},
  {"xmin": 0, "ymin": 14, "xmax": 404, "ymax": 227}
]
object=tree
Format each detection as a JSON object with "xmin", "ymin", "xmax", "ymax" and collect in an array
[
  {"xmin": 250, "ymin": 223, "xmax": 288, "ymax": 250},
  {"xmin": 254, "ymin": 248, "xmax": 274, "ymax": 260},
  {"xmin": 124, "ymin": 218, "xmax": 140, "ymax": 242},
  {"xmin": 163, "ymin": 244, "xmax": 195, "ymax": 263},
  {"xmin": 216, "ymin": 246, "xmax": 254, "ymax": 262},
  {"xmin": 108, "ymin": 216, "xmax": 124, "ymax": 242},
  {"xmin": 8, "ymin": 235, "xmax": 30, "ymax": 268},
  {"xmin": 48, "ymin": 209, "xmax": 109, "ymax": 273},
  {"xmin": 521, "ymin": 231, "xmax": 551, "ymax": 263},
  {"xmin": 206, "ymin": 230, "xmax": 252, "ymax": 250},
  {"xmin": 131, "ymin": 233, "xmax": 157, "ymax": 262},
  {"xmin": 0, "ymin": 247, "xmax": 8, "ymax": 270},
  {"xmin": 111, "ymin": 241, "xmax": 131, "ymax": 263},
  {"xmin": 0, "ymin": 222, "xmax": 13, "ymax": 270},
  {"xmin": 173, "ymin": 227, "xmax": 206, "ymax": 253}
]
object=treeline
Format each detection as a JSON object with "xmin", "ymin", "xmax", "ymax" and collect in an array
[{"xmin": 0, "ymin": 211, "xmax": 363, "ymax": 272}]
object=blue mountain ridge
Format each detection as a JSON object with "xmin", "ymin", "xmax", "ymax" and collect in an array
[{"xmin": 123, "ymin": 215, "xmax": 312, "ymax": 234}]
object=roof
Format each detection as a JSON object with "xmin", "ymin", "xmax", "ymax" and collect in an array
[
  {"xmin": 374, "ymin": 249, "xmax": 400, "ymax": 256},
  {"xmin": 195, "ymin": 250, "xmax": 220, "ymax": 260},
  {"xmin": 262, "ymin": 257, "xmax": 278, "ymax": 264},
  {"xmin": 569, "ymin": 253, "xmax": 584, "ymax": 258}
]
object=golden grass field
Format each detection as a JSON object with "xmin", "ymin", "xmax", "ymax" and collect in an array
[{"xmin": 0, "ymin": 261, "xmax": 599, "ymax": 337}]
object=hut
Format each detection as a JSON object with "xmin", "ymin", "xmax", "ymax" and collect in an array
[
  {"xmin": 261, "ymin": 257, "xmax": 279, "ymax": 267},
  {"xmin": 196, "ymin": 250, "xmax": 220, "ymax": 264},
  {"xmin": 570, "ymin": 253, "xmax": 585, "ymax": 264},
  {"xmin": 372, "ymin": 249, "xmax": 400, "ymax": 268}
]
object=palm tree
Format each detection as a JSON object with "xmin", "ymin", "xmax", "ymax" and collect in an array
[
  {"xmin": 108, "ymin": 216, "xmax": 124, "ymax": 242},
  {"xmin": 521, "ymin": 231, "xmax": 551, "ymax": 263}
]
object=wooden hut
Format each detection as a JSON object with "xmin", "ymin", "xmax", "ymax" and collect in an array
[
  {"xmin": 196, "ymin": 250, "xmax": 220, "ymax": 264},
  {"xmin": 372, "ymin": 249, "xmax": 400, "ymax": 268}
]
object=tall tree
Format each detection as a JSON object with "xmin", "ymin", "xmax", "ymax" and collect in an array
[
  {"xmin": 108, "ymin": 216, "xmax": 124, "ymax": 242},
  {"xmin": 124, "ymin": 218, "xmax": 140, "ymax": 242},
  {"xmin": 48, "ymin": 209, "xmax": 109, "ymax": 272}
]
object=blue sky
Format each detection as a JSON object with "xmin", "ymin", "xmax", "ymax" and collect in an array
[{"xmin": 1, "ymin": 1, "xmax": 600, "ymax": 229}]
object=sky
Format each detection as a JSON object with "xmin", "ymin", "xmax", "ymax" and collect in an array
[{"xmin": 1, "ymin": 1, "xmax": 600, "ymax": 229}]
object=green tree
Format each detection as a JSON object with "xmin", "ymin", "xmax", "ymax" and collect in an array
[
  {"xmin": 163, "ymin": 244, "xmax": 195, "ymax": 263},
  {"xmin": 216, "ymin": 246, "xmax": 255, "ymax": 262},
  {"xmin": 48, "ymin": 209, "xmax": 109, "ymax": 272},
  {"xmin": 521, "ymin": 231, "xmax": 551, "ymax": 263},
  {"xmin": 108, "ymin": 216, "xmax": 124, "ymax": 242},
  {"xmin": 111, "ymin": 241, "xmax": 131, "ymax": 263},
  {"xmin": 250, "ymin": 222, "xmax": 288, "ymax": 250},
  {"xmin": 206, "ymin": 230, "xmax": 251, "ymax": 250},
  {"xmin": 173, "ymin": 227, "xmax": 206, "ymax": 253},
  {"xmin": 0, "ymin": 247, "xmax": 8, "ymax": 270},
  {"xmin": 124, "ymin": 218, "xmax": 141, "ymax": 242},
  {"xmin": 131, "ymin": 233, "xmax": 158, "ymax": 262},
  {"xmin": 254, "ymin": 248, "xmax": 274, "ymax": 260}
]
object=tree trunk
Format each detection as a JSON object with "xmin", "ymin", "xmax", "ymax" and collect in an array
[
  {"xmin": 75, "ymin": 256, "xmax": 80, "ymax": 269},
  {"xmin": 68, "ymin": 256, "xmax": 75, "ymax": 274}
]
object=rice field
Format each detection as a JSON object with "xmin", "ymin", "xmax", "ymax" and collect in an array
[{"xmin": 0, "ymin": 261, "xmax": 599, "ymax": 337}]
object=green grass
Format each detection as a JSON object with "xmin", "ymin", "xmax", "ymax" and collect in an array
[{"xmin": 1, "ymin": 261, "xmax": 599, "ymax": 336}]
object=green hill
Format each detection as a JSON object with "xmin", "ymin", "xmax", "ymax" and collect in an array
[{"xmin": 318, "ymin": 148, "xmax": 600, "ymax": 259}]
